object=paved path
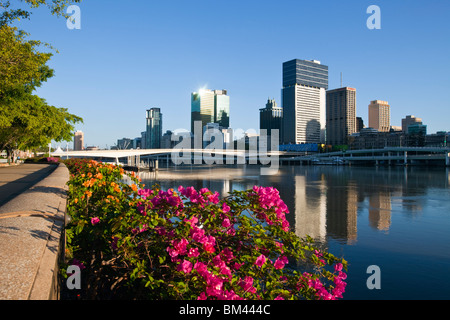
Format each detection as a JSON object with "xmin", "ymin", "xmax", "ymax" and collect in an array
[
  {"xmin": 0, "ymin": 164, "xmax": 57, "ymax": 207},
  {"xmin": 0, "ymin": 163, "xmax": 69, "ymax": 300}
]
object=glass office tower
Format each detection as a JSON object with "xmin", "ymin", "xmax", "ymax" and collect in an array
[
  {"xmin": 146, "ymin": 107, "xmax": 162, "ymax": 149},
  {"xmin": 191, "ymin": 89, "xmax": 229, "ymax": 133},
  {"xmin": 260, "ymin": 98, "xmax": 283, "ymax": 141},
  {"xmin": 282, "ymin": 59, "xmax": 328, "ymax": 144}
]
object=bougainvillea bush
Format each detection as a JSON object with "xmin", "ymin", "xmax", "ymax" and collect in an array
[{"xmin": 63, "ymin": 159, "xmax": 347, "ymax": 300}]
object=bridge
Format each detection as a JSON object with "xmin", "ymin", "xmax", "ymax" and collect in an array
[
  {"xmin": 51, "ymin": 148, "xmax": 288, "ymax": 170},
  {"xmin": 52, "ymin": 146, "xmax": 450, "ymax": 169},
  {"xmin": 280, "ymin": 147, "xmax": 450, "ymax": 166}
]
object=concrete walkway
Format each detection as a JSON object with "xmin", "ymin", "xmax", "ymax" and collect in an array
[{"xmin": 0, "ymin": 163, "xmax": 69, "ymax": 300}]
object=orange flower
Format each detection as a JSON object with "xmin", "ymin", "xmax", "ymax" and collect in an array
[
  {"xmin": 74, "ymin": 198, "xmax": 78, "ymax": 204},
  {"xmin": 131, "ymin": 184, "xmax": 138, "ymax": 192},
  {"xmin": 95, "ymin": 173, "xmax": 103, "ymax": 180},
  {"xmin": 85, "ymin": 190, "xmax": 92, "ymax": 197},
  {"xmin": 82, "ymin": 178, "xmax": 96, "ymax": 188}
]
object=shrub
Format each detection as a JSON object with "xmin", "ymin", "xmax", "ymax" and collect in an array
[{"xmin": 63, "ymin": 159, "xmax": 347, "ymax": 300}]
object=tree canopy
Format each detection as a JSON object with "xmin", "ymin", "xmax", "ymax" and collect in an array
[
  {"xmin": 1, "ymin": 0, "xmax": 82, "ymax": 25},
  {"xmin": 0, "ymin": 1, "xmax": 83, "ymax": 162}
]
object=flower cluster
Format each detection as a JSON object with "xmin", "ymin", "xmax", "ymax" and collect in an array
[
  {"xmin": 251, "ymin": 186, "xmax": 290, "ymax": 232},
  {"xmin": 63, "ymin": 159, "xmax": 348, "ymax": 300},
  {"xmin": 46, "ymin": 156, "xmax": 60, "ymax": 163}
]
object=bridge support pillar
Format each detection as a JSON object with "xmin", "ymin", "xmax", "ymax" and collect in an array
[
  {"xmin": 404, "ymin": 151, "xmax": 408, "ymax": 166},
  {"xmin": 446, "ymin": 152, "xmax": 449, "ymax": 166}
]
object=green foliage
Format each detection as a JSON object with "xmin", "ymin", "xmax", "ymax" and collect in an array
[
  {"xmin": 63, "ymin": 159, "xmax": 348, "ymax": 300},
  {"xmin": 0, "ymin": 24, "xmax": 82, "ymax": 161},
  {"xmin": 0, "ymin": 0, "xmax": 83, "ymax": 25}
]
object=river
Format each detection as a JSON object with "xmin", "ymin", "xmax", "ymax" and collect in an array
[{"xmin": 137, "ymin": 164, "xmax": 450, "ymax": 300}]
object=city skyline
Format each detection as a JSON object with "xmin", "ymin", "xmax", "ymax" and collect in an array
[{"xmin": 12, "ymin": 1, "xmax": 450, "ymax": 149}]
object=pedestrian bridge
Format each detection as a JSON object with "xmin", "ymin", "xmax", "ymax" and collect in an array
[
  {"xmin": 281, "ymin": 147, "xmax": 450, "ymax": 166},
  {"xmin": 51, "ymin": 148, "xmax": 287, "ymax": 168},
  {"xmin": 52, "ymin": 146, "xmax": 450, "ymax": 167}
]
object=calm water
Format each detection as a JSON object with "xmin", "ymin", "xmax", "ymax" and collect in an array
[{"xmin": 137, "ymin": 164, "xmax": 450, "ymax": 300}]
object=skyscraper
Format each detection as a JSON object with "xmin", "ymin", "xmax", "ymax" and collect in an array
[
  {"xmin": 191, "ymin": 89, "xmax": 230, "ymax": 133},
  {"xmin": 260, "ymin": 98, "xmax": 283, "ymax": 144},
  {"xmin": 146, "ymin": 108, "xmax": 162, "ymax": 149},
  {"xmin": 368, "ymin": 100, "xmax": 390, "ymax": 132},
  {"xmin": 282, "ymin": 59, "xmax": 328, "ymax": 145},
  {"xmin": 326, "ymin": 87, "xmax": 357, "ymax": 145},
  {"xmin": 73, "ymin": 130, "xmax": 84, "ymax": 151}
]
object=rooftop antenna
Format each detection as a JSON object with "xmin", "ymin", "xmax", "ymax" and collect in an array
[{"xmin": 340, "ymin": 72, "xmax": 343, "ymax": 87}]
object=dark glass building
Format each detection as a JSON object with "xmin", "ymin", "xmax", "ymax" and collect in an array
[
  {"xmin": 283, "ymin": 59, "xmax": 328, "ymax": 89},
  {"xmin": 259, "ymin": 98, "xmax": 282, "ymax": 143},
  {"xmin": 146, "ymin": 107, "xmax": 162, "ymax": 149},
  {"xmin": 191, "ymin": 89, "xmax": 229, "ymax": 133}
]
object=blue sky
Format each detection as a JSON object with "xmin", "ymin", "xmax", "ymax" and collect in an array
[{"xmin": 11, "ymin": 0, "xmax": 450, "ymax": 148}]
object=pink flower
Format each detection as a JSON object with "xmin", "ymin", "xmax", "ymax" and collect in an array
[
  {"xmin": 91, "ymin": 217, "xmax": 100, "ymax": 225},
  {"xmin": 188, "ymin": 247, "xmax": 199, "ymax": 257},
  {"xmin": 221, "ymin": 247, "xmax": 234, "ymax": 262},
  {"xmin": 274, "ymin": 256, "xmax": 288, "ymax": 270},
  {"xmin": 201, "ymin": 235, "xmax": 216, "ymax": 254},
  {"xmin": 185, "ymin": 216, "xmax": 199, "ymax": 226},
  {"xmin": 167, "ymin": 246, "xmax": 179, "ymax": 258},
  {"xmin": 233, "ymin": 262, "xmax": 243, "ymax": 270},
  {"xmin": 200, "ymin": 187, "xmax": 210, "ymax": 194},
  {"xmin": 138, "ymin": 188, "xmax": 153, "ymax": 199},
  {"xmin": 205, "ymin": 273, "xmax": 224, "ymax": 296},
  {"xmin": 197, "ymin": 292, "xmax": 207, "ymax": 300},
  {"xmin": 334, "ymin": 262, "xmax": 343, "ymax": 272},
  {"xmin": 177, "ymin": 259, "xmax": 193, "ymax": 274},
  {"xmin": 183, "ymin": 186, "xmax": 197, "ymax": 198},
  {"xmin": 191, "ymin": 228, "xmax": 205, "ymax": 242},
  {"xmin": 222, "ymin": 218, "xmax": 231, "ymax": 228},
  {"xmin": 207, "ymin": 192, "xmax": 220, "ymax": 204},
  {"xmin": 254, "ymin": 254, "xmax": 266, "ymax": 267},
  {"xmin": 274, "ymin": 295, "xmax": 285, "ymax": 300},
  {"xmin": 174, "ymin": 238, "xmax": 189, "ymax": 255},
  {"xmin": 222, "ymin": 202, "xmax": 230, "ymax": 213},
  {"xmin": 239, "ymin": 276, "xmax": 256, "ymax": 294},
  {"xmin": 194, "ymin": 261, "xmax": 208, "ymax": 276}
]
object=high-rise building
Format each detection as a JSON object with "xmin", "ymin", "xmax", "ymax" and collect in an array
[
  {"xmin": 146, "ymin": 108, "xmax": 162, "ymax": 149},
  {"xmin": 282, "ymin": 59, "xmax": 328, "ymax": 144},
  {"xmin": 191, "ymin": 89, "xmax": 230, "ymax": 133},
  {"xmin": 117, "ymin": 137, "xmax": 132, "ymax": 149},
  {"xmin": 259, "ymin": 98, "xmax": 283, "ymax": 140},
  {"xmin": 402, "ymin": 115, "xmax": 423, "ymax": 134},
  {"xmin": 368, "ymin": 100, "xmax": 390, "ymax": 132},
  {"xmin": 356, "ymin": 117, "xmax": 364, "ymax": 132},
  {"xmin": 73, "ymin": 130, "xmax": 84, "ymax": 151},
  {"xmin": 326, "ymin": 87, "xmax": 357, "ymax": 145}
]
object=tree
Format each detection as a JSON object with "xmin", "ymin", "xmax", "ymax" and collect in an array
[
  {"xmin": 0, "ymin": 6, "xmax": 83, "ymax": 162},
  {"xmin": 0, "ymin": 93, "xmax": 82, "ymax": 162},
  {"xmin": 1, "ymin": 0, "xmax": 82, "ymax": 26}
]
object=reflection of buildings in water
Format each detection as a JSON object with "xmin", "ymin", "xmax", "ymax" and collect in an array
[
  {"xmin": 326, "ymin": 182, "xmax": 358, "ymax": 244},
  {"xmin": 293, "ymin": 175, "xmax": 327, "ymax": 241},
  {"xmin": 368, "ymin": 191, "xmax": 392, "ymax": 231},
  {"xmin": 269, "ymin": 167, "xmax": 359, "ymax": 245}
]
